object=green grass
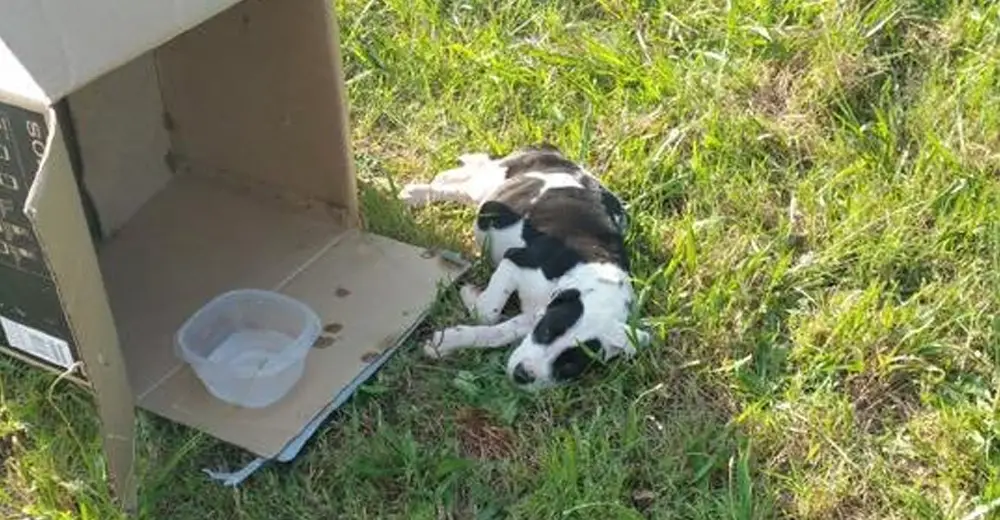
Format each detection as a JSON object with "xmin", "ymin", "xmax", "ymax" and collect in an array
[{"xmin": 3, "ymin": 0, "xmax": 1000, "ymax": 518}]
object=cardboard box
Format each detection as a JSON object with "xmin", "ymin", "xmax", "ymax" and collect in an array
[{"xmin": 0, "ymin": 0, "xmax": 467, "ymax": 512}]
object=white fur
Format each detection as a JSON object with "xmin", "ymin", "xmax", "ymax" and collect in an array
[
  {"xmin": 524, "ymin": 172, "xmax": 584, "ymax": 199},
  {"xmin": 474, "ymin": 220, "xmax": 525, "ymax": 267},
  {"xmin": 503, "ymin": 262, "xmax": 651, "ymax": 391},
  {"xmin": 398, "ymin": 153, "xmax": 506, "ymax": 208},
  {"xmin": 400, "ymin": 151, "xmax": 652, "ymax": 390}
]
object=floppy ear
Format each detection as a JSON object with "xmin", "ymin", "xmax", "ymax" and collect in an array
[{"xmin": 599, "ymin": 321, "xmax": 652, "ymax": 360}]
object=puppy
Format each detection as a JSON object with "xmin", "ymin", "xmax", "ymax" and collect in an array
[{"xmin": 399, "ymin": 144, "xmax": 651, "ymax": 390}]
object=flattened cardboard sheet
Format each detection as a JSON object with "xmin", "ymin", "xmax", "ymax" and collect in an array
[
  {"xmin": 98, "ymin": 173, "xmax": 339, "ymax": 395},
  {"xmin": 142, "ymin": 230, "xmax": 464, "ymax": 457},
  {"xmin": 98, "ymin": 171, "xmax": 464, "ymax": 457}
]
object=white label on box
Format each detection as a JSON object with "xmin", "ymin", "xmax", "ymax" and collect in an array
[{"xmin": 1, "ymin": 316, "xmax": 74, "ymax": 369}]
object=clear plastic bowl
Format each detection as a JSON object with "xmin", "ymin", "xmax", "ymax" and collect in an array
[{"xmin": 175, "ymin": 289, "xmax": 322, "ymax": 409}]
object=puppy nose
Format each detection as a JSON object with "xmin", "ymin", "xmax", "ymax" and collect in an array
[{"xmin": 511, "ymin": 363, "xmax": 534, "ymax": 385}]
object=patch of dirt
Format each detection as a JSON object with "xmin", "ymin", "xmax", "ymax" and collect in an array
[
  {"xmin": 312, "ymin": 336, "xmax": 336, "ymax": 349},
  {"xmin": 847, "ymin": 368, "xmax": 920, "ymax": 435},
  {"xmin": 0, "ymin": 425, "xmax": 26, "ymax": 485},
  {"xmin": 815, "ymin": 491, "xmax": 886, "ymax": 520},
  {"xmin": 324, "ymin": 323, "xmax": 344, "ymax": 334},
  {"xmin": 0, "ymin": 433, "xmax": 11, "ymax": 471},
  {"xmin": 750, "ymin": 62, "xmax": 797, "ymax": 120},
  {"xmin": 630, "ymin": 489, "xmax": 658, "ymax": 514},
  {"xmin": 455, "ymin": 407, "xmax": 516, "ymax": 461},
  {"xmin": 748, "ymin": 51, "xmax": 828, "ymax": 122},
  {"xmin": 747, "ymin": 51, "xmax": 860, "ymax": 160}
]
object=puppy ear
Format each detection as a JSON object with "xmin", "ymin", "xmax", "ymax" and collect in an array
[{"xmin": 599, "ymin": 321, "xmax": 652, "ymax": 360}]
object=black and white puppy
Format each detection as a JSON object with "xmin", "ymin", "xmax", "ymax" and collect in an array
[{"xmin": 399, "ymin": 144, "xmax": 651, "ymax": 390}]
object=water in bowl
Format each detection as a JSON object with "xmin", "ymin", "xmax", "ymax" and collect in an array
[{"xmin": 208, "ymin": 329, "xmax": 296, "ymax": 378}]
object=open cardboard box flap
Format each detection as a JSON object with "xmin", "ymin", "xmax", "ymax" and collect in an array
[
  {"xmin": 0, "ymin": 0, "xmax": 243, "ymax": 103},
  {"xmin": 1, "ymin": 0, "xmax": 468, "ymax": 510}
]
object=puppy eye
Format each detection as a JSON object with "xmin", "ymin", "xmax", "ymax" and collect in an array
[
  {"xmin": 551, "ymin": 339, "xmax": 603, "ymax": 381},
  {"xmin": 581, "ymin": 338, "xmax": 603, "ymax": 355}
]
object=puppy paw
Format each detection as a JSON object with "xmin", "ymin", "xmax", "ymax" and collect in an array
[
  {"xmin": 459, "ymin": 284, "xmax": 482, "ymax": 314},
  {"xmin": 398, "ymin": 183, "xmax": 432, "ymax": 207},
  {"xmin": 421, "ymin": 330, "xmax": 450, "ymax": 359},
  {"xmin": 422, "ymin": 327, "xmax": 469, "ymax": 359},
  {"xmin": 421, "ymin": 325, "xmax": 480, "ymax": 358}
]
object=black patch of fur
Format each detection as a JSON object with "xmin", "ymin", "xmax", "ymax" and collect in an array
[
  {"xmin": 476, "ymin": 201, "xmax": 521, "ymax": 231},
  {"xmin": 531, "ymin": 289, "xmax": 583, "ymax": 345},
  {"xmin": 475, "ymin": 176, "xmax": 544, "ymax": 232},
  {"xmin": 524, "ymin": 142, "xmax": 563, "ymax": 153},
  {"xmin": 551, "ymin": 339, "xmax": 603, "ymax": 381},
  {"xmin": 478, "ymin": 147, "xmax": 631, "ymax": 278},
  {"xmin": 488, "ymin": 143, "xmax": 562, "ymax": 161},
  {"xmin": 501, "ymin": 185, "xmax": 630, "ymax": 278},
  {"xmin": 512, "ymin": 363, "xmax": 535, "ymax": 385},
  {"xmin": 600, "ymin": 187, "xmax": 628, "ymax": 232}
]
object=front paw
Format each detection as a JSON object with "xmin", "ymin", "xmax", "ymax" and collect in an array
[
  {"xmin": 398, "ymin": 183, "xmax": 432, "ymax": 207},
  {"xmin": 463, "ymin": 287, "xmax": 500, "ymax": 325},
  {"xmin": 422, "ymin": 327, "xmax": 470, "ymax": 359},
  {"xmin": 459, "ymin": 284, "xmax": 482, "ymax": 314},
  {"xmin": 421, "ymin": 330, "xmax": 451, "ymax": 359}
]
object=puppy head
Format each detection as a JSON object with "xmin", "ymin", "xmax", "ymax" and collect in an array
[{"xmin": 505, "ymin": 288, "xmax": 651, "ymax": 390}]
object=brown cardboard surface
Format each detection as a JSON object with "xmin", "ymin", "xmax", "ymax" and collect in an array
[
  {"xmin": 67, "ymin": 52, "xmax": 174, "ymax": 239},
  {"xmin": 157, "ymin": 0, "xmax": 359, "ymax": 223},
  {"xmin": 99, "ymin": 168, "xmax": 464, "ymax": 456},
  {"xmin": 24, "ymin": 111, "xmax": 136, "ymax": 511},
  {"xmin": 139, "ymin": 230, "xmax": 464, "ymax": 457},
  {"xmin": 98, "ymin": 172, "xmax": 341, "ymax": 395}
]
